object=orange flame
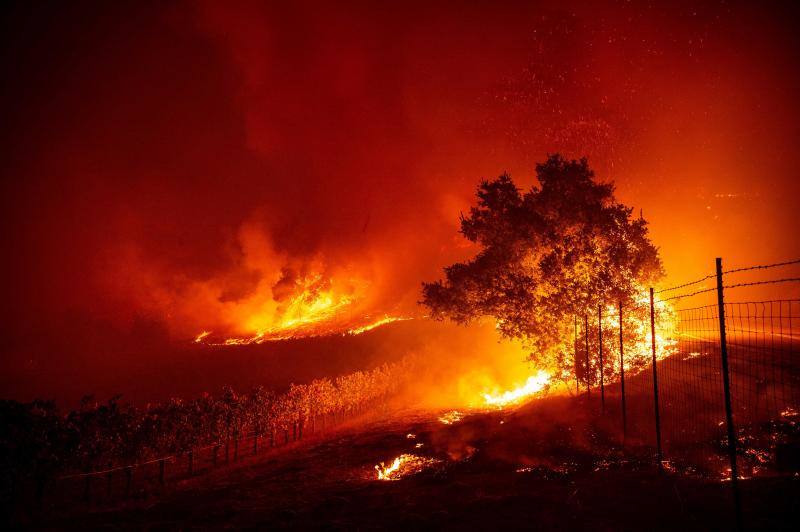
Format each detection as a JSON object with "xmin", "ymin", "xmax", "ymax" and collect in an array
[
  {"xmin": 193, "ymin": 330, "xmax": 211, "ymax": 343},
  {"xmin": 374, "ymin": 454, "xmax": 439, "ymax": 480},
  {"xmin": 195, "ymin": 313, "xmax": 410, "ymax": 345},
  {"xmin": 438, "ymin": 410, "xmax": 464, "ymax": 424},
  {"xmin": 347, "ymin": 315, "xmax": 412, "ymax": 335},
  {"xmin": 482, "ymin": 370, "xmax": 550, "ymax": 407}
]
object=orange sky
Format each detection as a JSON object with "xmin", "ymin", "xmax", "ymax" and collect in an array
[{"xmin": 1, "ymin": 0, "xmax": 798, "ymax": 400}]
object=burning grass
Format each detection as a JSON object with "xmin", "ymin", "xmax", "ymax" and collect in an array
[
  {"xmin": 195, "ymin": 314, "xmax": 411, "ymax": 345},
  {"xmin": 438, "ymin": 411, "xmax": 464, "ymax": 424},
  {"xmin": 482, "ymin": 370, "xmax": 551, "ymax": 408},
  {"xmin": 374, "ymin": 453, "xmax": 440, "ymax": 480}
]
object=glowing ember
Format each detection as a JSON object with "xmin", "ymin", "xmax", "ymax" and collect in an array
[
  {"xmin": 438, "ymin": 410, "xmax": 464, "ymax": 424},
  {"xmin": 720, "ymin": 467, "xmax": 750, "ymax": 482},
  {"xmin": 482, "ymin": 370, "xmax": 550, "ymax": 407},
  {"xmin": 374, "ymin": 454, "xmax": 438, "ymax": 481}
]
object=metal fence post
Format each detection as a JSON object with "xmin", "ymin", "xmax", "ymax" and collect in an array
[
  {"xmin": 584, "ymin": 314, "xmax": 590, "ymax": 398},
  {"xmin": 619, "ymin": 300, "xmax": 626, "ymax": 444},
  {"xmin": 715, "ymin": 257, "xmax": 743, "ymax": 529},
  {"xmin": 598, "ymin": 304, "xmax": 605, "ymax": 413},
  {"xmin": 649, "ymin": 288, "xmax": 663, "ymax": 471}
]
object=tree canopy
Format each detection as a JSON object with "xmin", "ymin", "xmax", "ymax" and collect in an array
[{"xmin": 421, "ymin": 154, "xmax": 663, "ymax": 368}]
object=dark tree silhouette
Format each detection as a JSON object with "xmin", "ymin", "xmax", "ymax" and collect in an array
[{"xmin": 422, "ymin": 154, "xmax": 663, "ymax": 370}]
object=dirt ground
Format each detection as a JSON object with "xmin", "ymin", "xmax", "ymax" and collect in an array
[{"xmin": 36, "ymin": 396, "xmax": 799, "ymax": 530}]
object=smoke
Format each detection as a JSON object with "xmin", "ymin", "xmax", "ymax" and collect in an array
[{"xmin": 1, "ymin": 0, "xmax": 799, "ymax": 402}]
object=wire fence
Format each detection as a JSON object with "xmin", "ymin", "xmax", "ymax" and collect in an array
[{"xmin": 575, "ymin": 257, "xmax": 800, "ymax": 527}]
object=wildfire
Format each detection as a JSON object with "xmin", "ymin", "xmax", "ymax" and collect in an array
[
  {"xmin": 189, "ymin": 268, "xmax": 413, "ymax": 345},
  {"xmin": 591, "ymin": 286, "xmax": 678, "ymax": 377},
  {"xmin": 482, "ymin": 370, "xmax": 551, "ymax": 408},
  {"xmin": 347, "ymin": 316, "xmax": 412, "ymax": 335},
  {"xmin": 374, "ymin": 454, "xmax": 439, "ymax": 480},
  {"xmin": 438, "ymin": 410, "xmax": 464, "ymax": 424},
  {"xmin": 194, "ymin": 313, "xmax": 410, "ymax": 346}
]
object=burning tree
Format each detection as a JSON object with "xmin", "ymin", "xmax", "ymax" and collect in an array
[{"xmin": 422, "ymin": 154, "xmax": 663, "ymax": 379}]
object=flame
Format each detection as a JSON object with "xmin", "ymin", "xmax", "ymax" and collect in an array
[
  {"xmin": 482, "ymin": 370, "xmax": 550, "ymax": 407},
  {"xmin": 268, "ymin": 275, "xmax": 355, "ymax": 332},
  {"xmin": 195, "ymin": 313, "xmax": 410, "ymax": 346},
  {"xmin": 193, "ymin": 330, "xmax": 211, "ymax": 343},
  {"xmin": 189, "ymin": 264, "xmax": 398, "ymax": 345},
  {"xmin": 587, "ymin": 286, "xmax": 678, "ymax": 380},
  {"xmin": 192, "ymin": 272, "xmax": 411, "ymax": 347},
  {"xmin": 374, "ymin": 454, "xmax": 439, "ymax": 480},
  {"xmin": 438, "ymin": 410, "xmax": 464, "ymax": 424},
  {"xmin": 347, "ymin": 315, "xmax": 412, "ymax": 335}
]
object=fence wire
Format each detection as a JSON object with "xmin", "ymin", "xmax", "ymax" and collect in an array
[
  {"xmin": 587, "ymin": 258, "xmax": 800, "ymax": 483},
  {"xmin": 660, "ymin": 304, "xmax": 727, "ymax": 473}
]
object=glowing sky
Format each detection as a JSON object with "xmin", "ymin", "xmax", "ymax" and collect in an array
[{"xmin": 1, "ymin": 0, "xmax": 798, "ymax": 400}]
